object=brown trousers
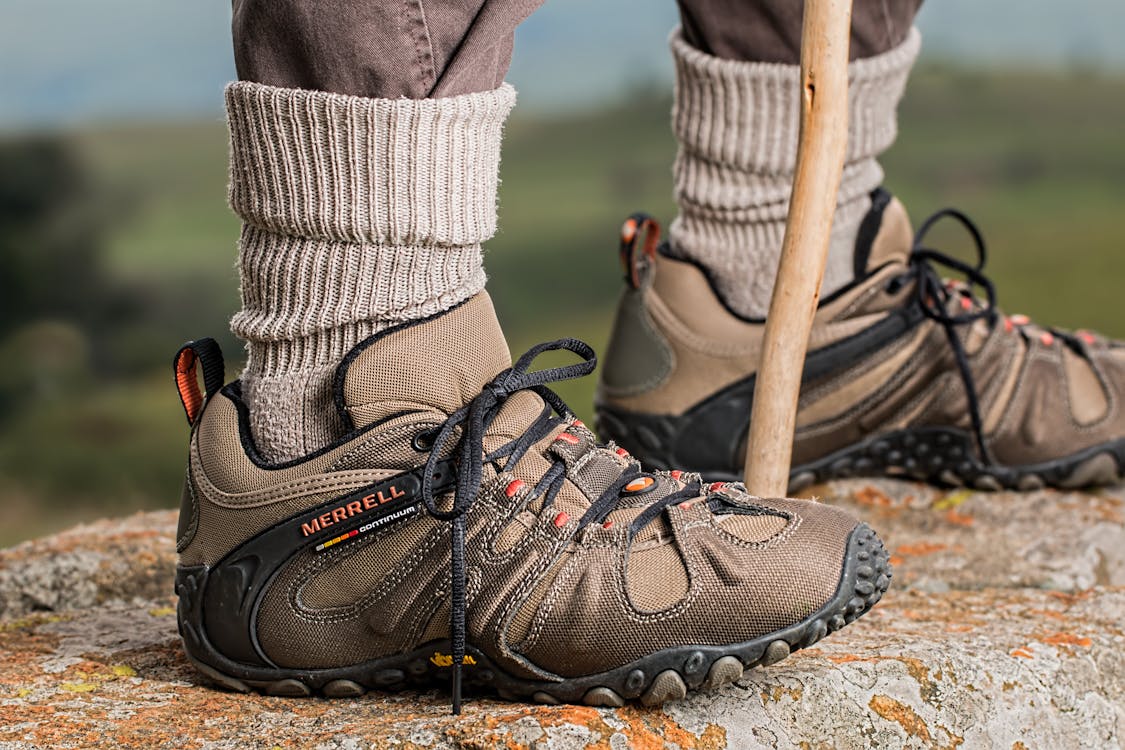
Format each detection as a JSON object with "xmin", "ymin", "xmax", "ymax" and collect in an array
[{"xmin": 232, "ymin": 0, "xmax": 923, "ymax": 99}]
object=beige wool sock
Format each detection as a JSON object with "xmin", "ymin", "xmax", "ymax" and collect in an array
[
  {"xmin": 667, "ymin": 28, "xmax": 921, "ymax": 320},
  {"xmin": 225, "ymin": 81, "xmax": 516, "ymax": 462}
]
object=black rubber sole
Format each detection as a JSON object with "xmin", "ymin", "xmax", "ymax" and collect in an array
[
  {"xmin": 180, "ymin": 523, "xmax": 891, "ymax": 707},
  {"xmin": 785, "ymin": 428, "xmax": 1125, "ymax": 494},
  {"xmin": 597, "ymin": 396, "xmax": 1125, "ymax": 493}
]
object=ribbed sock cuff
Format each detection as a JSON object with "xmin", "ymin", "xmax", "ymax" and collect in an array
[
  {"xmin": 225, "ymin": 81, "xmax": 514, "ymax": 374},
  {"xmin": 670, "ymin": 27, "xmax": 920, "ymax": 176},
  {"xmin": 226, "ymin": 80, "xmax": 516, "ymax": 246},
  {"xmin": 668, "ymin": 28, "xmax": 920, "ymax": 319},
  {"xmin": 231, "ymin": 229, "xmax": 487, "ymax": 373}
]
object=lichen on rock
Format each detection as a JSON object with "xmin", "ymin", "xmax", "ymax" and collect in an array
[{"xmin": 0, "ymin": 482, "xmax": 1122, "ymax": 749}]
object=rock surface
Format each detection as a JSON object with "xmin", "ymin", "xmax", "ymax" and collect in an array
[{"xmin": 1, "ymin": 481, "xmax": 1123, "ymax": 749}]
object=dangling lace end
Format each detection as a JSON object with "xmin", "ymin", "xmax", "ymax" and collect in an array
[
  {"xmin": 449, "ymin": 514, "xmax": 468, "ymax": 715},
  {"xmin": 416, "ymin": 339, "xmax": 598, "ymax": 716},
  {"xmin": 452, "ymin": 661, "xmax": 463, "ymax": 715}
]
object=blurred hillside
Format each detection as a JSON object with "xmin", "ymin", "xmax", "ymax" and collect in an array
[
  {"xmin": 2, "ymin": 65, "xmax": 1125, "ymax": 545},
  {"xmin": 4, "ymin": 0, "xmax": 1125, "ymax": 128}
]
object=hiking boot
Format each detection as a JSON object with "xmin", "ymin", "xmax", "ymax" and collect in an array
[
  {"xmin": 172, "ymin": 291, "xmax": 890, "ymax": 712},
  {"xmin": 596, "ymin": 191, "xmax": 1125, "ymax": 492}
]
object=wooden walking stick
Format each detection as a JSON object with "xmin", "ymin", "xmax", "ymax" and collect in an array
[{"xmin": 744, "ymin": 0, "xmax": 852, "ymax": 497}]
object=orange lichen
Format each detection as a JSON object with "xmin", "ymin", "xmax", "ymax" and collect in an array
[
  {"xmin": 869, "ymin": 694, "xmax": 932, "ymax": 742},
  {"xmin": 894, "ymin": 542, "xmax": 950, "ymax": 557},
  {"xmin": 1039, "ymin": 632, "xmax": 1092, "ymax": 649},
  {"xmin": 899, "ymin": 658, "xmax": 931, "ymax": 684},
  {"xmin": 895, "ymin": 657, "xmax": 942, "ymax": 704},
  {"xmin": 891, "ymin": 541, "xmax": 959, "ymax": 568},
  {"xmin": 617, "ymin": 708, "xmax": 727, "ymax": 750},
  {"xmin": 825, "ymin": 653, "xmax": 878, "ymax": 665},
  {"xmin": 1048, "ymin": 590, "xmax": 1095, "ymax": 605},
  {"xmin": 854, "ymin": 485, "xmax": 895, "ymax": 508},
  {"xmin": 942, "ymin": 509, "xmax": 974, "ymax": 527},
  {"xmin": 4, "ymin": 507, "xmax": 1123, "ymax": 749},
  {"xmin": 469, "ymin": 703, "xmax": 725, "ymax": 750}
]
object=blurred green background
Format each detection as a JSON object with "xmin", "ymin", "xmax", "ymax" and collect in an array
[{"xmin": 2, "ymin": 2, "xmax": 1124, "ymax": 546}]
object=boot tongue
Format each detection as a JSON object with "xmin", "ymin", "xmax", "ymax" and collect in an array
[
  {"xmin": 853, "ymin": 189, "xmax": 914, "ymax": 277},
  {"xmin": 337, "ymin": 292, "xmax": 514, "ymax": 429}
]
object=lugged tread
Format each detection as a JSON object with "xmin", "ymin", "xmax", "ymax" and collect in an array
[
  {"xmin": 701, "ymin": 656, "xmax": 744, "ymax": 691},
  {"xmin": 323, "ymin": 679, "xmax": 366, "ymax": 698},
  {"xmin": 641, "ymin": 670, "xmax": 687, "ymax": 706},
  {"xmin": 583, "ymin": 686, "xmax": 625, "ymax": 707},
  {"xmin": 598, "ymin": 405, "xmax": 1125, "ymax": 494},
  {"xmin": 788, "ymin": 429, "xmax": 1125, "ymax": 494},
  {"xmin": 184, "ymin": 523, "xmax": 892, "ymax": 707}
]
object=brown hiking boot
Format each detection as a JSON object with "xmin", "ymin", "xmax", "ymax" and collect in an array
[
  {"xmin": 596, "ymin": 191, "xmax": 1125, "ymax": 492},
  {"xmin": 172, "ymin": 292, "xmax": 890, "ymax": 712}
]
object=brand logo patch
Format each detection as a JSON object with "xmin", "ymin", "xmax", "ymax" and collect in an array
[
  {"xmin": 429, "ymin": 651, "xmax": 477, "ymax": 667},
  {"xmin": 314, "ymin": 504, "xmax": 421, "ymax": 552},
  {"xmin": 290, "ymin": 464, "xmax": 452, "ymax": 555},
  {"xmin": 301, "ymin": 485, "xmax": 407, "ymax": 537}
]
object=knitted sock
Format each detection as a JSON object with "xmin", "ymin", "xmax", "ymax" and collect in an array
[
  {"xmin": 667, "ymin": 27, "xmax": 921, "ymax": 320},
  {"xmin": 225, "ymin": 81, "xmax": 516, "ymax": 462}
]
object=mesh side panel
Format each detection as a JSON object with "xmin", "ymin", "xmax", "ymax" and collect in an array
[
  {"xmin": 1062, "ymin": 345, "xmax": 1109, "ymax": 424},
  {"xmin": 326, "ymin": 417, "xmax": 442, "ymax": 473},
  {"xmin": 256, "ymin": 522, "xmax": 450, "ymax": 668},
  {"xmin": 716, "ymin": 513, "xmax": 790, "ymax": 543},
  {"xmin": 626, "ymin": 541, "xmax": 689, "ymax": 611},
  {"xmin": 493, "ymin": 511, "xmax": 536, "ymax": 555},
  {"xmin": 195, "ymin": 396, "xmax": 363, "ymax": 494},
  {"xmin": 522, "ymin": 499, "xmax": 859, "ymax": 678},
  {"xmin": 549, "ymin": 481, "xmax": 595, "ymax": 522},
  {"xmin": 508, "ymin": 551, "xmax": 572, "ymax": 646},
  {"xmin": 632, "ymin": 516, "xmax": 672, "ymax": 545},
  {"xmin": 508, "ymin": 449, "xmax": 555, "ymax": 491},
  {"xmin": 256, "ymin": 548, "xmax": 377, "ymax": 667},
  {"xmin": 299, "ymin": 515, "xmax": 437, "ymax": 609},
  {"xmin": 185, "ymin": 486, "xmax": 344, "ymax": 566},
  {"xmin": 419, "ymin": 597, "xmax": 450, "ymax": 643}
]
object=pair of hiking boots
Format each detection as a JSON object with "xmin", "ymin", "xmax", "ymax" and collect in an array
[{"xmin": 173, "ymin": 192, "xmax": 1125, "ymax": 712}]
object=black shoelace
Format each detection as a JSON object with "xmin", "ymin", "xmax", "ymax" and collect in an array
[
  {"xmin": 418, "ymin": 339, "xmax": 701, "ymax": 714},
  {"xmin": 892, "ymin": 208, "xmax": 1086, "ymax": 465}
]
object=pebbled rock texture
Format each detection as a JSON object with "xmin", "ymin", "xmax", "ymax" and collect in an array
[{"xmin": 0, "ymin": 481, "xmax": 1122, "ymax": 749}]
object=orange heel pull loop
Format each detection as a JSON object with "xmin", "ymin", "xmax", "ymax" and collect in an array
[
  {"xmin": 619, "ymin": 212, "xmax": 661, "ymax": 290},
  {"xmin": 173, "ymin": 338, "xmax": 225, "ymax": 426}
]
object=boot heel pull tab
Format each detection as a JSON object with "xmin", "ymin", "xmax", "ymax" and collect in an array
[
  {"xmin": 619, "ymin": 213, "xmax": 661, "ymax": 290},
  {"xmin": 173, "ymin": 338, "xmax": 225, "ymax": 426}
]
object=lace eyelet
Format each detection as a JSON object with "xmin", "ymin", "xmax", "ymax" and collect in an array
[{"xmin": 412, "ymin": 428, "xmax": 439, "ymax": 452}]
